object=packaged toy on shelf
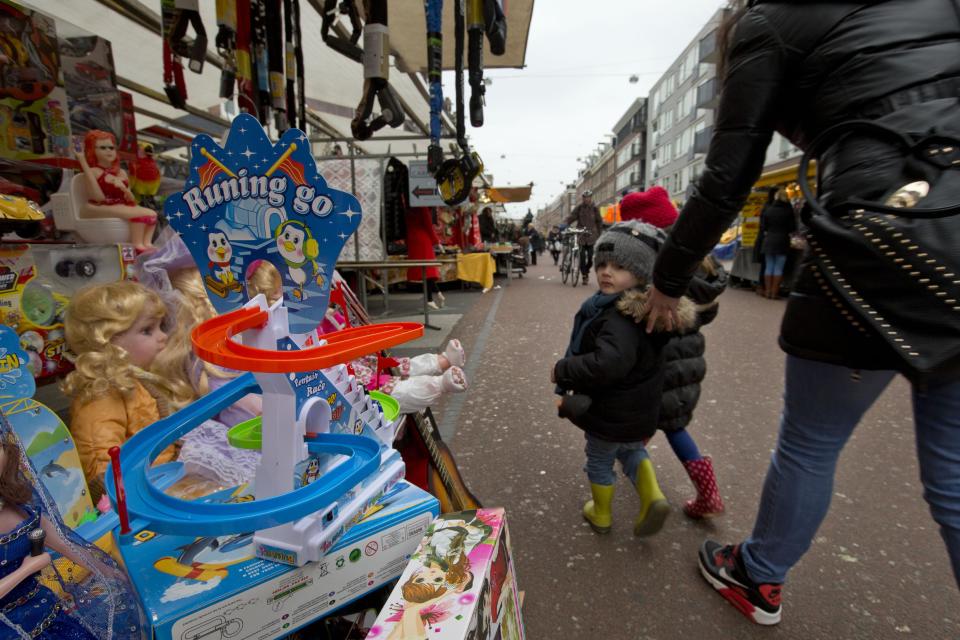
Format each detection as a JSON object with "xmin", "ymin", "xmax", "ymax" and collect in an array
[
  {"xmin": 0, "ymin": 242, "xmax": 136, "ymax": 381},
  {"xmin": 122, "ymin": 480, "xmax": 438, "ymax": 640},
  {"xmin": 368, "ymin": 508, "xmax": 525, "ymax": 640},
  {"xmin": 0, "ymin": 1, "xmax": 72, "ymax": 162}
]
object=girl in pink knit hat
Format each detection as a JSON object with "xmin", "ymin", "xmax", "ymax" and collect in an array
[{"xmin": 620, "ymin": 187, "xmax": 727, "ymax": 519}]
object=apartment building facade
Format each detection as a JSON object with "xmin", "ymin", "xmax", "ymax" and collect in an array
[
  {"xmin": 612, "ymin": 98, "xmax": 648, "ymax": 197},
  {"xmin": 646, "ymin": 8, "xmax": 727, "ymax": 205}
]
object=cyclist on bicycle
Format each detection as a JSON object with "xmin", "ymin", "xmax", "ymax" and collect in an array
[{"xmin": 565, "ymin": 190, "xmax": 606, "ymax": 285}]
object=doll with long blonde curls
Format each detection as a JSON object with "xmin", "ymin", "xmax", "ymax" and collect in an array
[
  {"xmin": 149, "ymin": 266, "xmax": 262, "ymax": 486},
  {"xmin": 74, "ymin": 130, "xmax": 158, "ymax": 253},
  {"xmin": 62, "ymin": 281, "xmax": 186, "ymax": 499}
]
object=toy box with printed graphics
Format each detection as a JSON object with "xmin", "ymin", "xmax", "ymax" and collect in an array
[
  {"xmin": 57, "ymin": 34, "xmax": 130, "ymax": 161},
  {"xmin": 368, "ymin": 508, "xmax": 525, "ymax": 640},
  {"xmin": 119, "ymin": 480, "xmax": 439, "ymax": 640},
  {"xmin": 0, "ymin": 1, "xmax": 72, "ymax": 161},
  {"xmin": 0, "ymin": 243, "xmax": 134, "ymax": 380}
]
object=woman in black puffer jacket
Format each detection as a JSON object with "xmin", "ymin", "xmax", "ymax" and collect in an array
[{"xmin": 645, "ymin": 0, "xmax": 960, "ymax": 626}]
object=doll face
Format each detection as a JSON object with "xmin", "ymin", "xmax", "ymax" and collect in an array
[
  {"xmin": 93, "ymin": 138, "xmax": 117, "ymax": 167},
  {"xmin": 111, "ymin": 311, "xmax": 168, "ymax": 369}
]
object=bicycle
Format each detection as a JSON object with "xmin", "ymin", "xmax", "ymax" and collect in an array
[{"xmin": 559, "ymin": 228, "xmax": 587, "ymax": 287}]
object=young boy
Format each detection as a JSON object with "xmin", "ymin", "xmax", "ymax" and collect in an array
[{"xmin": 553, "ymin": 220, "xmax": 692, "ymax": 536}]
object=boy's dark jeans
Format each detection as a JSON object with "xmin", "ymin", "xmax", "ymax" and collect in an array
[{"xmin": 583, "ymin": 433, "xmax": 648, "ymax": 485}]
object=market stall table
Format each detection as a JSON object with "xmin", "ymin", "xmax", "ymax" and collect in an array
[
  {"xmin": 455, "ymin": 252, "xmax": 496, "ymax": 291},
  {"xmin": 488, "ymin": 245, "xmax": 517, "ymax": 286},
  {"xmin": 337, "ymin": 260, "xmax": 444, "ymax": 330}
]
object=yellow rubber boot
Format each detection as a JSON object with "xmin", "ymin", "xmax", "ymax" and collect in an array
[
  {"xmin": 583, "ymin": 483, "xmax": 614, "ymax": 534},
  {"xmin": 634, "ymin": 458, "xmax": 670, "ymax": 537}
]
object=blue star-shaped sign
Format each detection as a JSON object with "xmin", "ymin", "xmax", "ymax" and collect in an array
[{"xmin": 164, "ymin": 114, "xmax": 362, "ymax": 335}]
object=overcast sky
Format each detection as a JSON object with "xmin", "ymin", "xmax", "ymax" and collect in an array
[{"xmin": 452, "ymin": 0, "xmax": 726, "ymax": 218}]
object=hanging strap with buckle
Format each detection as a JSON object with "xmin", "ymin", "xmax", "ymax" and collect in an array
[
  {"xmin": 215, "ymin": 0, "xmax": 238, "ymax": 99},
  {"xmin": 351, "ymin": 0, "xmax": 405, "ymax": 140},
  {"xmin": 321, "ymin": 0, "xmax": 364, "ymax": 60},
  {"xmin": 161, "ymin": 0, "xmax": 188, "ymax": 108},
  {"xmin": 434, "ymin": 0, "xmax": 483, "ymax": 205},
  {"xmin": 266, "ymin": 0, "xmax": 287, "ymax": 130},
  {"xmin": 284, "ymin": 0, "xmax": 306, "ymax": 130},
  {"xmin": 425, "ymin": 0, "xmax": 445, "ymax": 174},
  {"xmin": 167, "ymin": 0, "xmax": 208, "ymax": 74},
  {"xmin": 234, "ymin": 0, "xmax": 258, "ymax": 116}
]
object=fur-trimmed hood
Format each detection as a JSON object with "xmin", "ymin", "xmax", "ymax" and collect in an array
[{"xmin": 616, "ymin": 286, "xmax": 699, "ymax": 334}]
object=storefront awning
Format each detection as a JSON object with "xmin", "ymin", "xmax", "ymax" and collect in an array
[
  {"xmin": 486, "ymin": 185, "xmax": 532, "ymax": 203},
  {"xmin": 388, "ymin": 0, "xmax": 534, "ymax": 71}
]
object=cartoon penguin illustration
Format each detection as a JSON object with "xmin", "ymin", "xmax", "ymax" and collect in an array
[
  {"xmin": 205, "ymin": 231, "xmax": 242, "ymax": 297},
  {"xmin": 274, "ymin": 220, "xmax": 325, "ymax": 300},
  {"xmin": 302, "ymin": 458, "xmax": 320, "ymax": 486}
]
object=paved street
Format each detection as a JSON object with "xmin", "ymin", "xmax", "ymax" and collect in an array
[{"xmin": 423, "ymin": 260, "xmax": 960, "ymax": 639}]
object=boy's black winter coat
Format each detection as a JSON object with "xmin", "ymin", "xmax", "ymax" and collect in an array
[{"xmin": 554, "ymin": 289, "xmax": 696, "ymax": 442}]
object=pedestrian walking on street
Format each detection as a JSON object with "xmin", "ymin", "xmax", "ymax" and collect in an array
[
  {"xmin": 552, "ymin": 220, "xmax": 695, "ymax": 538},
  {"xmin": 757, "ymin": 187, "xmax": 797, "ymax": 299},
  {"xmin": 565, "ymin": 190, "xmax": 605, "ymax": 285},
  {"xmin": 523, "ymin": 223, "xmax": 542, "ymax": 266},
  {"xmin": 645, "ymin": 0, "xmax": 960, "ymax": 626},
  {"xmin": 621, "ymin": 189, "xmax": 729, "ymax": 520},
  {"xmin": 547, "ymin": 225, "xmax": 562, "ymax": 265}
]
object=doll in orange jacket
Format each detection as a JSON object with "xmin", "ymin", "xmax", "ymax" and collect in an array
[{"xmin": 61, "ymin": 281, "xmax": 189, "ymax": 499}]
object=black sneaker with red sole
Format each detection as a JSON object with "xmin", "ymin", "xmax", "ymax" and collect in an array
[{"xmin": 698, "ymin": 540, "xmax": 783, "ymax": 625}]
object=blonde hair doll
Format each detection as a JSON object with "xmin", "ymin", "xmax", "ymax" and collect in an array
[
  {"xmin": 62, "ymin": 281, "xmax": 187, "ymax": 498},
  {"xmin": 147, "ymin": 264, "xmax": 262, "ymax": 486}
]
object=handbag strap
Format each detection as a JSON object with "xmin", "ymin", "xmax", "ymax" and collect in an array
[{"xmin": 798, "ymin": 119, "xmax": 960, "ymax": 220}]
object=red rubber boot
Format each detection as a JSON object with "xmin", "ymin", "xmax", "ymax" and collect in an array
[{"xmin": 682, "ymin": 456, "xmax": 725, "ymax": 519}]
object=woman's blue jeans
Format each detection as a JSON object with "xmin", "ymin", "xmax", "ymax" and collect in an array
[{"xmin": 741, "ymin": 356, "xmax": 960, "ymax": 588}]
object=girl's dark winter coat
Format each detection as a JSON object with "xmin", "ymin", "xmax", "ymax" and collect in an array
[
  {"xmin": 658, "ymin": 261, "xmax": 728, "ymax": 433},
  {"xmin": 554, "ymin": 289, "xmax": 696, "ymax": 443}
]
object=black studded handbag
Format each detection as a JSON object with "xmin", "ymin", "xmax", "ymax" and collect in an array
[{"xmin": 798, "ymin": 119, "xmax": 960, "ymax": 375}]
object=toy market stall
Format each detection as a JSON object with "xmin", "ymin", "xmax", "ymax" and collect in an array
[{"xmin": 0, "ymin": 0, "xmax": 535, "ymax": 637}]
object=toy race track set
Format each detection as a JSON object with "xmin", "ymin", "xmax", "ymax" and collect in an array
[{"xmin": 90, "ymin": 114, "xmax": 437, "ymax": 637}]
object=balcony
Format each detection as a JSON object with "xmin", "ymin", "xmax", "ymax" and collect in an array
[
  {"xmin": 696, "ymin": 78, "xmax": 719, "ymax": 110},
  {"xmin": 699, "ymin": 28, "xmax": 719, "ymax": 64},
  {"xmin": 693, "ymin": 126, "xmax": 713, "ymax": 155}
]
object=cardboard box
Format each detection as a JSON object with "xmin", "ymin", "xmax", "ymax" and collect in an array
[
  {"xmin": 368, "ymin": 508, "xmax": 525, "ymax": 640},
  {"xmin": 119, "ymin": 481, "xmax": 439, "ymax": 640},
  {"xmin": 0, "ymin": 243, "xmax": 135, "ymax": 380},
  {"xmin": 0, "ymin": 1, "xmax": 72, "ymax": 161},
  {"xmin": 58, "ymin": 35, "xmax": 130, "ymax": 162}
]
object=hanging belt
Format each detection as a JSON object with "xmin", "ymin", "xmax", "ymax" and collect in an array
[
  {"xmin": 351, "ymin": 0, "xmax": 405, "ymax": 140},
  {"xmin": 215, "ymin": 0, "xmax": 237, "ymax": 99},
  {"xmin": 425, "ymin": 0, "xmax": 445, "ymax": 173},
  {"xmin": 167, "ymin": 0, "xmax": 208, "ymax": 74}
]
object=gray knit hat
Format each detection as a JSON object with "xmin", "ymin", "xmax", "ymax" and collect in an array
[{"xmin": 593, "ymin": 220, "xmax": 666, "ymax": 282}]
